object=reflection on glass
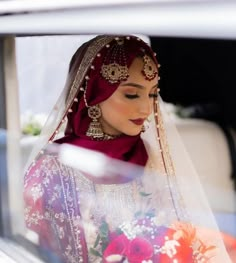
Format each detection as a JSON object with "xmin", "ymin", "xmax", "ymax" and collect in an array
[{"xmin": 22, "ymin": 35, "xmax": 232, "ymax": 262}]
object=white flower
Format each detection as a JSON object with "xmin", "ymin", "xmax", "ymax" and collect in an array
[
  {"xmin": 105, "ymin": 254, "xmax": 124, "ymax": 262},
  {"xmin": 161, "ymin": 239, "xmax": 180, "ymax": 258}
]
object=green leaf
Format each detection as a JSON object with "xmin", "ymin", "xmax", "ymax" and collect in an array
[
  {"xmin": 116, "ymin": 228, "xmax": 123, "ymax": 235},
  {"xmin": 139, "ymin": 191, "xmax": 152, "ymax": 197},
  {"xmin": 22, "ymin": 123, "xmax": 42, "ymax": 136},
  {"xmin": 134, "ymin": 211, "xmax": 143, "ymax": 218},
  {"xmin": 94, "ymin": 234, "xmax": 101, "ymax": 248},
  {"xmin": 89, "ymin": 247, "xmax": 102, "ymax": 258},
  {"xmin": 145, "ymin": 209, "xmax": 155, "ymax": 218},
  {"xmin": 99, "ymin": 220, "xmax": 109, "ymax": 237},
  {"xmin": 101, "ymin": 240, "xmax": 109, "ymax": 253}
]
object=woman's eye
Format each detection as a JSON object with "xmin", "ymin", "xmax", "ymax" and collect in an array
[
  {"xmin": 149, "ymin": 93, "xmax": 158, "ymax": 98},
  {"xmin": 125, "ymin": 94, "xmax": 139, "ymax": 99}
]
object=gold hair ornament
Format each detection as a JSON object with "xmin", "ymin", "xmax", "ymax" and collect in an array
[
  {"xmin": 101, "ymin": 62, "xmax": 129, "ymax": 84},
  {"xmin": 100, "ymin": 37, "xmax": 129, "ymax": 84},
  {"xmin": 142, "ymin": 55, "xmax": 158, "ymax": 81}
]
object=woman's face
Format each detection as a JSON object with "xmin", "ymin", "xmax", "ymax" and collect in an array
[{"xmin": 99, "ymin": 56, "xmax": 158, "ymax": 136}]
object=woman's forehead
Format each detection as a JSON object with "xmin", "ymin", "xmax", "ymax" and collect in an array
[
  {"xmin": 129, "ymin": 56, "xmax": 157, "ymax": 71},
  {"xmin": 125, "ymin": 57, "xmax": 158, "ymax": 83}
]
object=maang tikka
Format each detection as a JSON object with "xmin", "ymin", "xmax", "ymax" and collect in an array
[
  {"xmin": 100, "ymin": 37, "xmax": 129, "ymax": 84},
  {"xmin": 142, "ymin": 55, "xmax": 158, "ymax": 80}
]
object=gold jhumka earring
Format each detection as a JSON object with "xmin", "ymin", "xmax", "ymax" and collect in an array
[
  {"xmin": 86, "ymin": 105, "xmax": 104, "ymax": 139},
  {"xmin": 82, "ymin": 75, "xmax": 104, "ymax": 139}
]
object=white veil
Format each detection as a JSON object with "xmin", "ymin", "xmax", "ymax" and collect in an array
[{"xmin": 24, "ymin": 35, "xmax": 231, "ymax": 262}]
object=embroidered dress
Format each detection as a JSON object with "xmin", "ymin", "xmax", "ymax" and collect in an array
[
  {"xmin": 24, "ymin": 35, "xmax": 231, "ymax": 263},
  {"xmin": 25, "ymin": 151, "xmax": 229, "ymax": 262}
]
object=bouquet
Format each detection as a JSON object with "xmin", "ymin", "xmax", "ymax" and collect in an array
[{"xmin": 89, "ymin": 212, "xmax": 215, "ymax": 263}]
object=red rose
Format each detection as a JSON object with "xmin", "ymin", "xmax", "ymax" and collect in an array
[
  {"xmin": 104, "ymin": 234, "xmax": 130, "ymax": 262},
  {"xmin": 127, "ymin": 237, "xmax": 153, "ymax": 263}
]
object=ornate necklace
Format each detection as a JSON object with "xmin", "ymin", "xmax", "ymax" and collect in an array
[
  {"xmin": 93, "ymin": 132, "xmax": 122, "ymax": 141},
  {"xmin": 103, "ymin": 133, "xmax": 122, "ymax": 140}
]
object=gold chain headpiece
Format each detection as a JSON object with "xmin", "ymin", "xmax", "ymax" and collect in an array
[
  {"xmin": 142, "ymin": 55, "xmax": 158, "ymax": 80},
  {"xmin": 100, "ymin": 37, "xmax": 129, "ymax": 84},
  {"xmin": 100, "ymin": 37, "xmax": 158, "ymax": 84}
]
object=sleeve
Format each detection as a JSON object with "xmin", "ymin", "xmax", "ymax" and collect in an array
[{"xmin": 24, "ymin": 155, "xmax": 59, "ymax": 252}]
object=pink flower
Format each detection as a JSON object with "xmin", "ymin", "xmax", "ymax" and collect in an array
[
  {"xmin": 103, "ymin": 234, "xmax": 130, "ymax": 262},
  {"xmin": 127, "ymin": 237, "xmax": 154, "ymax": 263}
]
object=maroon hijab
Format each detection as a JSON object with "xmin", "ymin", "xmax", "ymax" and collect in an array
[{"xmin": 55, "ymin": 36, "xmax": 158, "ymax": 174}]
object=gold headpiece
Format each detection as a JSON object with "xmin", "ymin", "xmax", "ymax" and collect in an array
[
  {"xmin": 142, "ymin": 55, "xmax": 158, "ymax": 80},
  {"xmin": 100, "ymin": 37, "xmax": 129, "ymax": 84}
]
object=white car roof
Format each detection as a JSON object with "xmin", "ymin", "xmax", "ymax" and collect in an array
[{"xmin": 0, "ymin": 0, "xmax": 236, "ymax": 39}]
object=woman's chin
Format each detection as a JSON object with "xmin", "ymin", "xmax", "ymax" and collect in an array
[{"xmin": 123, "ymin": 129, "xmax": 142, "ymax": 136}]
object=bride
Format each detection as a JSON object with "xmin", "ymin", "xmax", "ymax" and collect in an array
[{"xmin": 24, "ymin": 35, "xmax": 231, "ymax": 262}]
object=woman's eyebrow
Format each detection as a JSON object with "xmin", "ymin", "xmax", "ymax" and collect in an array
[
  {"xmin": 151, "ymin": 84, "xmax": 158, "ymax": 89},
  {"xmin": 121, "ymin": 83, "xmax": 158, "ymax": 89},
  {"xmin": 121, "ymin": 83, "xmax": 144, "ymax": 89}
]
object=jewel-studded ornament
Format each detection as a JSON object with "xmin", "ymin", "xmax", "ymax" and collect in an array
[
  {"xmin": 142, "ymin": 55, "xmax": 158, "ymax": 81},
  {"xmin": 86, "ymin": 105, "xmax": 104, "ymax": 139},
  {"xmin": 100, "ymin": 37, "xmax": 129, "ymax": 84}
]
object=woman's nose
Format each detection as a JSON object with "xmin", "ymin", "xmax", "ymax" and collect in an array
[{"xmin": 139, "ymin": 97, "xmax": 152, "ymax": 116}]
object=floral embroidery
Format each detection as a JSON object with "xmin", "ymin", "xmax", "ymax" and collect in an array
[
  {"xmin": 48, "ymin": 184, "xmax": 62, "ymax": 205},
  {"xmin": 30, "ymin": 183, "xmax": 44, "ymax": 202},
  {"xmin": 57, "ymin": 225, "xmax": 65, "ymax": 239},
  {"xmin": 55, "ymin": 212, "xmax": 66, "ymax": 223},
  {"xmin": 24, "ymin": 155, "xmax": 85, "ymax": 262},
  {"xmin": 25, "ymin": 207, "xmax": 44, "ymax": 226}
]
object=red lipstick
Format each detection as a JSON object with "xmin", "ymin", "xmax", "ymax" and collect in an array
[{"xmin": 130, "ymin": 119, "xmax": 145, "ymax": 125}]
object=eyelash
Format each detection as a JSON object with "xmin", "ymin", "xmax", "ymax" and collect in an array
[
  {"xmin": 125, "ymin": 94, "xmax": 139, "ymax": 99},
  {"xmin": 125, "ymin": 93, "xmax": 158, "ymax": 99}
]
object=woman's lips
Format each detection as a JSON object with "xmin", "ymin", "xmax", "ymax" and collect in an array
[{"xmin": 130, "ymin": 118, "xmax": 145, "ymax": 125}]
